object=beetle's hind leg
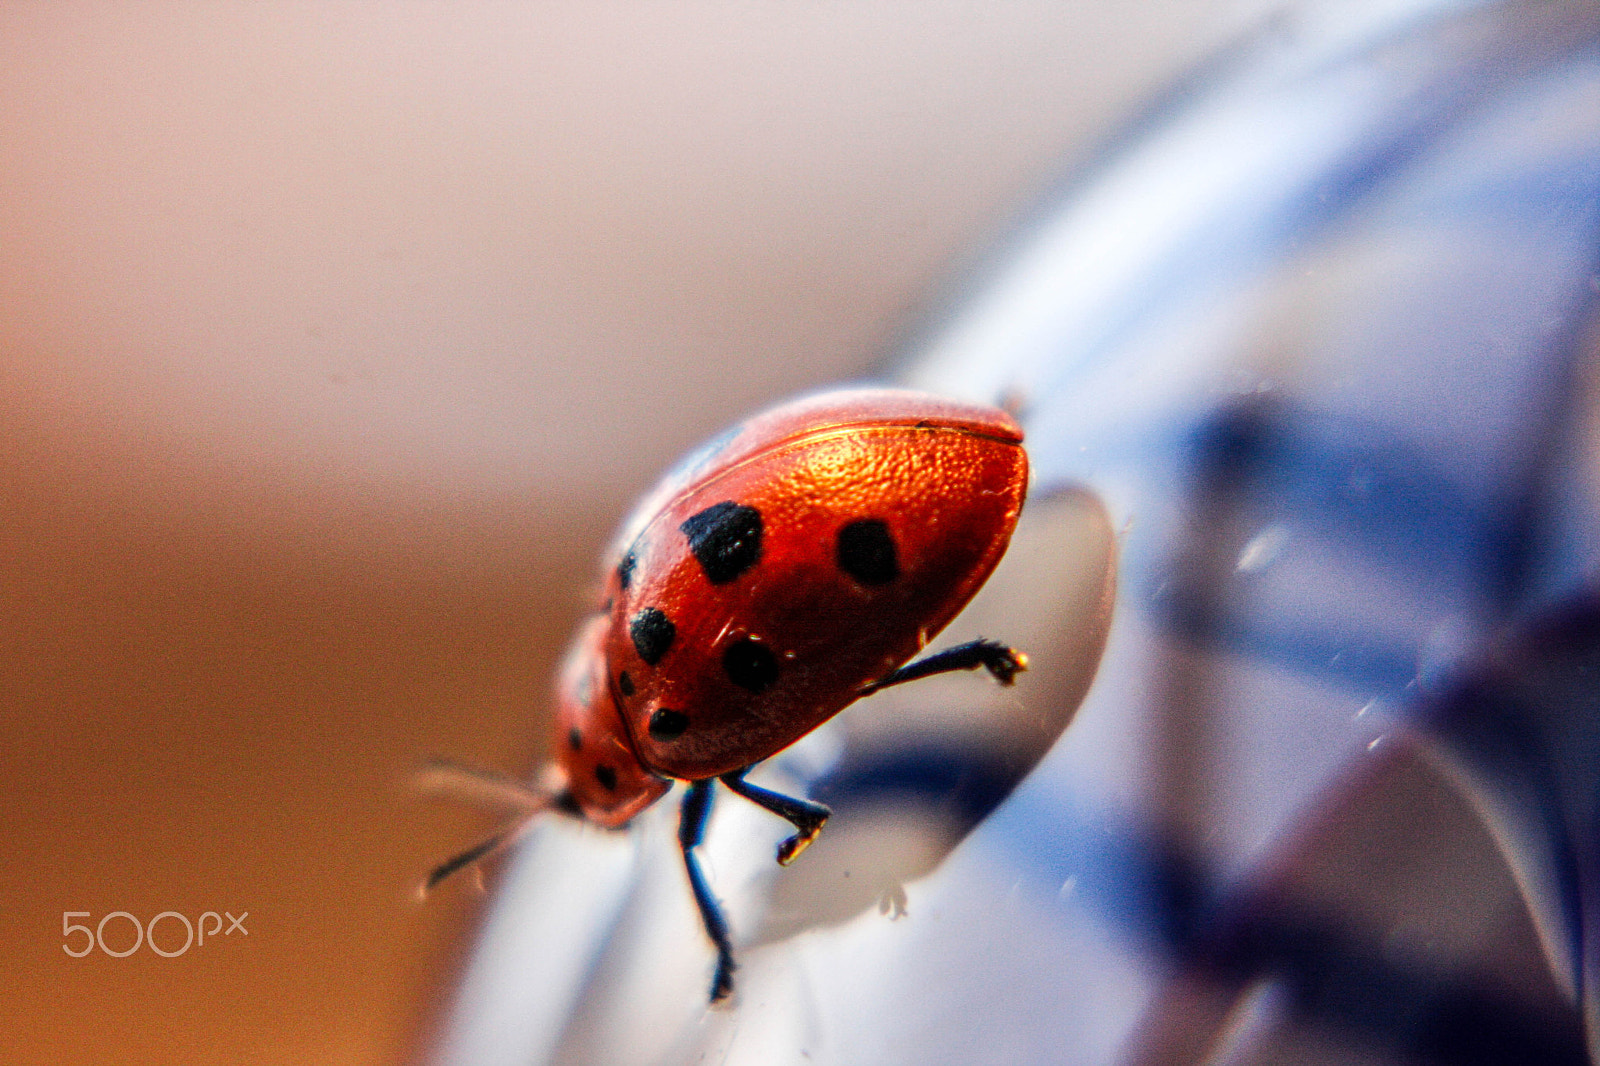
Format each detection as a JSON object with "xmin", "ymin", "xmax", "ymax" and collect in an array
[
  {"xmin": 859, "ymin": 637, "xmax": 1027, "ymax": 695},
  {"xmin": 679, "ymin": 779, "xmax": 737, "ymax": 1003},
  {"xmin": 720, "ymin": 769, "xmax": 831, "ymax": 866}
]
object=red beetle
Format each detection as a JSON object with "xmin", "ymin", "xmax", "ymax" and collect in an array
[{"xmin": 424, "ymin": 387, "xmax": 1029, "ymax": 1002}]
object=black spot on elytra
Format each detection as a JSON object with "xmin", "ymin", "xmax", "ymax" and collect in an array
[
  {"xmin": 630, "ymin": 607, "xmax": 675, "ymax": 665},
  {"xmin": 837, "ymin": 519, "xmax": 900, "ymax": 585},
  {"xmin": 723, "ymin": 636, "xmax": 779, "ymax": 693},
  {"xmin": 680, "ymin": 501, "xmax": 763, "ymax": 585},
  {"xmin": 595, "ymin": 764, "xmax": 618, "ymax": 791},
  {"xmin": 648, "ymin": 708, "xmax": 690, "ymax": 740},
  {"xmin": 617, "ymin": 548, "xmax": 638, "ymax": 591},
  {"xmin": 567, "ymin": 727, "xmax": 583, "ymax": 751},
  {"xmin": 618, "ymin": 670, "xmax": 635, "ymax": 696}
]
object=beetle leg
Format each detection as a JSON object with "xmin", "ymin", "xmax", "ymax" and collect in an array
[
  {"xmin": 859, "ymin": 637, "xmax": 1027, "ymax": 695},
  {"xmin": 679, "ymin": 779, "xmax": 736, "ymax": 1002},
  {"xmin": 719, "ymin": 770, "xmax": 831, "ymax": 866}
]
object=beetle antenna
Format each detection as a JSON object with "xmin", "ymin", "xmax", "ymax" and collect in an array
[
  {"xmin": 420, "ymin": 819, "xmax": 533, "ymax": 896},
  {"xmin": 414, "ymin": 759, "xmax": 565, "ymax": 898},
  {"xmin": 413, "ymin": 757, "xmax": 557, "ymax": 814}
]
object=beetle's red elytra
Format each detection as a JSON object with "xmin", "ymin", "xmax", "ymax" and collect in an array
[{"xmin": 423, "ymin": 387, "xmax": 1029, "ymax": 1003}]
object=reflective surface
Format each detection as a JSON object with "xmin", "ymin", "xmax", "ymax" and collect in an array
[{"xmin": 439, "ymin": 1, "xmax": 1600, "ymax": 1062}]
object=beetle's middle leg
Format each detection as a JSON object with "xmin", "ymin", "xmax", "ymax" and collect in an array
[{"xmin": 720, "ymin": 769, "xmax": 831, "ymax": 866}]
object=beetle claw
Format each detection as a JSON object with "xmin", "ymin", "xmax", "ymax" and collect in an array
[
  {"xmin": 776, "ymin": 817, "xmax": 828, "ymax": 866},
  {"xmin": 985, "ymin": 645, "xmax": 1028, "ymax": 686},
  {"xmin": 709, "ymin": 953, "xmax": 737, "ymax": 1004}
]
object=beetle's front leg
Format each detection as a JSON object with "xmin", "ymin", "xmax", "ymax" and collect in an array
[{"xmin": 678, "ymin": 779, "xmax": 736, "ymax": 1002}]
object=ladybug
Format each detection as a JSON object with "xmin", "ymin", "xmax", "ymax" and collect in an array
[{"xmin": 423, "ymin": 386, "xmax": 1029, "ymax": 1002}]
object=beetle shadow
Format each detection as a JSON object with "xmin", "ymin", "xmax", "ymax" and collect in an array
[{"xmin": 749, "ymin": 484, "xmax": 1117, "ymax": 944}]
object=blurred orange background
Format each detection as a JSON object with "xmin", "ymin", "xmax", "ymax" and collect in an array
[{"xmin": 0, "ymin": 4, "xmax": 1264, "ymax": 1062}]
